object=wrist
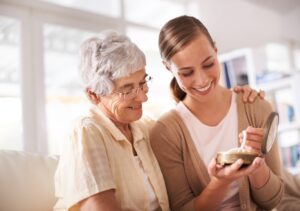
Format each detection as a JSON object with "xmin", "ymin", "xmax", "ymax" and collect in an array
[
  {"xmin": 249, "ymin": 163, "xmax": 270, "ymax": 189},
  {"xmin": 209, "ymin": 176, "xmax": 232, "ymax": 191}
]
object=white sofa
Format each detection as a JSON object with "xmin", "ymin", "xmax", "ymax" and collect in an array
[
  {"xmin": 1, "ymin": 150, "xmax": 299, "ymax": 211},
  {"xmin": 0, "ymin": 150, "xmax": 58, "ymax": 211}
]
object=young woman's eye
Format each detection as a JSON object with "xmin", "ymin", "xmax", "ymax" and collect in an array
[
  {"xmin": 181, "ymin": 71, "xmax": 193, "ymax": 77},
  {"xmin": 203, "ymin": 62, "xmax": 214, "ymax": 69}
]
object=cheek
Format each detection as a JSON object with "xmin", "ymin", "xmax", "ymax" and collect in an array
[
  {"xmin": 111, "ymin": 101, "xmax": 126, "ymax": 113},
  {"xmin": 212, "ymin": 66, "xmax": 221, "ymax": 80},
  {"xmin": 107, "ymin": 99, "xmax": 126, "ymax": 116},
  {"xmin": 177, "ymin": 75, "xmax": 194, "ymax": 90}
]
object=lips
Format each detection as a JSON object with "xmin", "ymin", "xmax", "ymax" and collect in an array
[
  {"xmin": 194, "ymin": 80, "xmax": 213, "ymax": 94},
  {"xmin": 128, "ymin": 105, "xmax": 142, "ymax": 110}
]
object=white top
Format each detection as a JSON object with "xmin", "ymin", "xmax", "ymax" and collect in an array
[
  {"xmin": 176, "ymin": 92, "xmax": 240, "ymax": 210},
  {"xmin": 134, "ymin": 156, "xmax": 160, "ymax": 211}
]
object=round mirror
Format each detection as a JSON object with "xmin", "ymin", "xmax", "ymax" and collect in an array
[{"xmin": 261, "ymin": 112, "xmax": 279, "ymax": 154}]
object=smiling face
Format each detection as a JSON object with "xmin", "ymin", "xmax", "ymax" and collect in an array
[
  {"xmin": 98, "ymin": 69, "xmax": 148, "ymax": 124},
  {"xmin": 168, "ymin": 34, "xmax": 221, "ymax": 103}
]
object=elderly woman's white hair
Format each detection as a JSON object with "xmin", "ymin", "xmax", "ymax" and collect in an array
[{"xmin": 79, "ymin": 30, "xmax": 146, "ymax": 96}]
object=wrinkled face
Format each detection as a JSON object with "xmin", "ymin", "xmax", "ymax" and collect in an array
[
  {"xmin": 168, "ymin": 34, "xmax": 220, "ymax": 102},
  {"xmin": 99, "ymin": 69, "xmax": 148, "ymax": 124}
]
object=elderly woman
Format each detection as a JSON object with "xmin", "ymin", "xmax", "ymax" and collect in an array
[
  {"xmin": 54, "ymin": 31, "xmax": 263, "ymax": 211},
  {"xmin": 54, "ymin": 31, "xmax": 169, "ymax": 211}
]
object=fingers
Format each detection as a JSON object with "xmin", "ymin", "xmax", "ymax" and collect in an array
[
  {"xmin": 241, "ymin": 157, "xmax": 264, "ymax": 175},
  {"xmin": 213, "ymin": 157, "xmax": 264, "ymax": 183},
  {"xmin": 233, "ymin": 85, "xmax": 266, "ymax": 103},
  {"xmin": 208, "ymin": 157, "xmax": 217, "ymax": 176},
  {"xmin": 234, "ymin": 85, "xmax": 254, "ymax": 103},
  {"xmin": 258, "ymin": 89, "xmax": 265, "ymax": 99},
  {"xmin": 239, "ymin": 127, "xmax": 264, "ymax": 152},
  {"xmin": 233, "ymin": 85, "xmax": 242, "ymax": 92},
  {"xmin": 240, "ymin": 85, "xmax": 252, "ymax": 103},
  {"xmin": 248, "ymin": 89, "xmax": 258, "ymax": 102}
]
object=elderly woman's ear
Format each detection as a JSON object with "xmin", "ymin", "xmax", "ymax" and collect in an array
[{"xmin": 86, "ymin": 88, "xmax": 100, "ymax": 105}]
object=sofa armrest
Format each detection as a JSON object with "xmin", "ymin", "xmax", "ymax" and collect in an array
[{"xmin": 0, "ymin": 150, "xmax": 58, "ymax": 211}]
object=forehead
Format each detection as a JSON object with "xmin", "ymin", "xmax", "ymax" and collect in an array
[
  {"xmin": 114, "ymin": 68, "xmax": 146, "ymax": 88},
  {"xmin": 171, "ymin": 35, "xmax": 215, "ymax": 64}
]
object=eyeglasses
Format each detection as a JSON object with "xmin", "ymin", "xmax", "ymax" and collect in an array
[{"xmin": 113, "ymin": 75, "xmax": 153, "ymax": 100}]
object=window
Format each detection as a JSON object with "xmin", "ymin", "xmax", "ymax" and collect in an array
[
  {"xmin": 124, "ymin": 0, "xmax": 185, "ymax": 28},
  {"xmin": 0, "ymin": 16, "xmax": 22, "ymax": 150},
  {"xmin": 0, "ymin": 0, "xmax": 193, "ymax": 155},
  {"xmin": 126, "ymin": 26, "xmax": 174, "ymax": 118},
  {"xmin": 44, "ymin": 24, "xmax": 99, "ymax": 154},
  {"xmin": 266, "ymin": 43, "xmax": 290, "ymax": 72},
  {"xmin": 40, "ymin": 0, "xmax": 121, "ymax": 17}
]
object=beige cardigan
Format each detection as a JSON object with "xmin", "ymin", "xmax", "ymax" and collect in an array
[
  {"xmin": 276, "ymin": 169, "xmax": 300, "ymax": 211},
  {"xmin": 150, "ymin": 93, "xmax": 284, "ymax": 211}
]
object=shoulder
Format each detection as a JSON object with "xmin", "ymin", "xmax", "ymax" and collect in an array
[
  {"xmin": 72, "ymin": 115, "xmax": 106, "ymax": 134},
  {"xmin": 236, "ymin": 92, "xmax": 273, "ymax": 112},
  {"xmin": 67, "ymin": 116, "xmax": 108, "ymax": 149},
  {"xmin": 151, "ymin": 109, "xmax": 182, "ymax": 133},
  {"xmin": 150, "ymin": 109, "xmax": 185, "ymax": 146},
  {"xmin": 236, "ymin": 92, "xmax": 274, "ymax": 127},
  {"xmin": 135, "ymin": 115, "xmax": 156, "ymax": 132}
]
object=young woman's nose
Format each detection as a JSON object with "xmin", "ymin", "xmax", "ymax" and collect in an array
[{"xmin": 195, "ymin": 70, "xmax": 210, "ymax": 86}]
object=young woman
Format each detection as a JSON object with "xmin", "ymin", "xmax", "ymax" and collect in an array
[{"xmin": 150, "ymin": 15, "xmax": 284, "ymax": 211}]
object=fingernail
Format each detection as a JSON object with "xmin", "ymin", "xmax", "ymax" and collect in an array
[{"xmin": 255, "ymin": 159, "xmax": 261, "ymax": 165}]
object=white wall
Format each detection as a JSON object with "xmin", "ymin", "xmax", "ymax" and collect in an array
[
  {"xmin": 194, "ymin": 0, "xmax": 296, "ymax": 53},
  {"xmin": 282, "ymin": 7, "xmax": 300, "ymax": 44}
]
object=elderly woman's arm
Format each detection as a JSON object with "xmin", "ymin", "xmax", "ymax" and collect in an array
[{"xmin": 80, "ymin": 190, "xmax": 122, "ymax": 211}]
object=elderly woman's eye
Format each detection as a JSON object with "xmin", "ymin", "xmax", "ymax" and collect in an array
[
  {"xmin": 140, "ymin": 81, "xmax": 147, "ymax": 86},
  {"xmin": 121, "ymin": 88, "xmax": 134, "ymax": 95}
]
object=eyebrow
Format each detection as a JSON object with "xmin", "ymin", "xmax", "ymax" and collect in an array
[
  {"xmin": 118, "ymin": 73, "xmax": 148, "ymax": 89},
  {"xmin": 178, "ymin": 55, "xmax": 214, "ymax": 71}
]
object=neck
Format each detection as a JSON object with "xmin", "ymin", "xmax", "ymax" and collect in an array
[
  {"xmin": 98, "ymin": 103, "xmax": 132, "ymax": 139},
  {"xmin": 183, "ymin": 85, "xmax": 232, "ymax": 126}
]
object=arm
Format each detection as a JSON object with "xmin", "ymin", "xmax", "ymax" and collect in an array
[
  {"xmin": 150, "ymin": 121, "xmax": 195, "ymax": 210},
  {"xmin": 240, "ymin": 99, "xmax": 284, "ymax": 208},
  {"xmin": 276, "ymin": 169, "xmax": 300, "ymax": 211},
  {"xmin": 56, "ymin": 120, "xmax": 118, "ymax": 210},
  {"xmin": 150, "ymin": 119, "xmax": 263, "ymax": 211},
  {"xmin": 80, "ymin": 190, "xmax": 122, "ymax": 211}
]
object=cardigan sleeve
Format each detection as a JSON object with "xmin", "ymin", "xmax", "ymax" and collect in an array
[
  {"xmin": 150, "ymin": 119, "xmax": 196, "ymax": 211},
  {"xmin": 276, "ymin": 169, "xmax": 300, "ymax": 211},
  {"xmin": 243, "ymin": 97, "xmax": 285, "ymax": 209}
]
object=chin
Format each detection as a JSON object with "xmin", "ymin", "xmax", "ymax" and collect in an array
[{"xmin": 128, "ymin": 112, "xmax": 143, "ymax": 122}]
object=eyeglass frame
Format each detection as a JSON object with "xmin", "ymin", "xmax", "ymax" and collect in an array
[{"xmin": 112, "ymin": 75, "xmax": 153, "ymax": 100}]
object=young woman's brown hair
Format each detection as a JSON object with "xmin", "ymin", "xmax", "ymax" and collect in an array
[{"xmin": 159, "ymin": 15, "xmax": 215, "ymax": 102}]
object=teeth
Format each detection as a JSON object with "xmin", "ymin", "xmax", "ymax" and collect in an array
[{"xmin": 197, "ymin": 81, "xmax": 212, "ymax": 92}]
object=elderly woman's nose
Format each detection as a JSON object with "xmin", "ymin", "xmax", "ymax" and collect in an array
[{"xmin": 135, "ymin": 89, "xmax": 148, "ymax": 102}]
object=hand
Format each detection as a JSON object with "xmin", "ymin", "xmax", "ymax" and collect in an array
[
  {"xmin": 233, "ymin": 85, "xmax": 265, "ymax": 103},
  {"xmin": 239, "ymin": 126, "xmax": 264, "ymax": 154},
  {"xmin": 208, "ymin": 156, "xmax": 263, "ymax": 186}
]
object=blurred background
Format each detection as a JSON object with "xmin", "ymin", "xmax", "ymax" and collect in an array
[{"xmin": 0, "ymin": 0, "xmax": 300, "ymax": 174}]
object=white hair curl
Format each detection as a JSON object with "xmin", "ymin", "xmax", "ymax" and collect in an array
[{"xmin": 79, "ymin": 30, "xmax": 146, "ymax": 96}]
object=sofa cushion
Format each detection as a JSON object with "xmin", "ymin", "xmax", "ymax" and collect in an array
[{"xmin": 0, "ymin": 150, "xmax": 58, "ymax": 211}]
